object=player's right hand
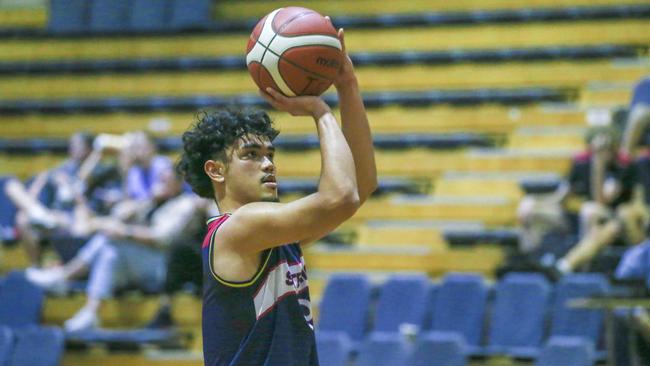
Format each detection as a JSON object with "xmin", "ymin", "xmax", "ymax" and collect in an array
[{"xmin": 260, "ymin": 87, "xmax": 331, "ymax": 119}]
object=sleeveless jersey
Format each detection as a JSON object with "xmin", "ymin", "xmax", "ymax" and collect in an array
[{"xmin": 201, "ymin": 214, "xmax": 318, "ymax": 366}]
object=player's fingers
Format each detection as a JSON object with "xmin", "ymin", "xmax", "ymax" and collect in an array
[
  {"xmin": 338, "ymin": 28, "xmax": 346, "ymax": 53},
  {"xmin": 265, "ymin": 87, "xmax": 290, "ymax": 103},
  {"xmin": 259, "ymin": 89, "xmax": 282, "ymax": 109}
]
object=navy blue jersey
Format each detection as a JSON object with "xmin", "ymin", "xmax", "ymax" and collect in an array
[{"xmin": 201, "ymin": 214, "xmax": 318, "ymax": 366}]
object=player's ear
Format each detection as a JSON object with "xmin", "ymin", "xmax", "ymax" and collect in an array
[{"xmin": 205, "ymin": 160, "xmax": 225, "ymax": 183}]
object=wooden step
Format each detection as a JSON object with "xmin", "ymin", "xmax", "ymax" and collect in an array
[
  {"xmin": 1, "ymin": 60, "xmax": 646, "ymax": 99},
  {"xmin": 351, "ymin": 197, "xmax": 517, "ymax": 226},
  {"xmin": 304, "ymin": 244, "xmax": 505, "ymax": 276},
  {"xmin": 0, "ymin": 105, "xmax": 586, "ymax": 139},
  {"xmin": 1, "ymin": 20, "xmax": 647, "ymax": 61},
  {"xmin": 0, "ymin": 148, "xmax": 573, "ymax": 180}
]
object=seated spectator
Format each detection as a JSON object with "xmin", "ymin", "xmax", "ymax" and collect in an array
[
  {"xmin": 555, "ymin": 126, "xmax": 647, "ymax": 274},
  {"xmin": 25, "ymin": 169, "xmax": 205, "ymax": 332},
  {"xmin": 517, "ymin": 125, "xmax": 647, "ymax": 276},
  {"xmin": 3, "ymin": 132, "xmax": 117, "ymax": 266}
]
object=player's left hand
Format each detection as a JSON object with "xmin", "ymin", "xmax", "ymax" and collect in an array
[{"xmin": 326, "ymin": 21, "xmax": 356, "ymax": 90}]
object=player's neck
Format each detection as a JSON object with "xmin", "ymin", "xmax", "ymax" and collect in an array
[{"xmin": 217, "ymin": 196, "xmax": 244, "ymax": 215}]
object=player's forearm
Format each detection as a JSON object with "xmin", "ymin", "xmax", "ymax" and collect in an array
[
  {"xmin": 315, "ymin": 111, "xmax": 359, "ymax": 210},
  {"xmin": 337, "ymin": 80, "xmax": 378, "ymax": 204}
]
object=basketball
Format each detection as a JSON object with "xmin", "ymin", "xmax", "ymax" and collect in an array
[{"xmin": 246, "ymin": 7, "xmax": 343, "ymax": 97}]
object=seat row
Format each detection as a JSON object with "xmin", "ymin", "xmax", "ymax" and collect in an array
[
  {"xmin": 316, "ymin": 272, "xmax": 608, "ymax": 359},
  {"xmin": 41, "ymin": 1, "xmax": 650, "ymax": 35},
  {"xmin": 0, "ymin": 44, "xmax": 638, "ymax": 75},
  {"xmin": 0, "ymin": 87, "xmax": 570, "ymax": 114}
]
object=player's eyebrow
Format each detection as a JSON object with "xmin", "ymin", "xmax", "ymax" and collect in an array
[{"xmin": 241, "ymin": 142, "xmax": 275, "ymax": 151}]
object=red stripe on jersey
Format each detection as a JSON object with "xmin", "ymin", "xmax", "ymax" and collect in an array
[{"xmin": 202, "ymin": 215, "xmax": 230, "ymax": 249}]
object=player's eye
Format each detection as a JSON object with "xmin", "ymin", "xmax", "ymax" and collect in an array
[{"xmin": 245, "ymin": 150, "xmax": 258, "ymax": 158}]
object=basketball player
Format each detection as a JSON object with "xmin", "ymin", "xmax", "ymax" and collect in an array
[{"xmin": 177, "ymin": 29, "xmax": 376, "ymax": 366}]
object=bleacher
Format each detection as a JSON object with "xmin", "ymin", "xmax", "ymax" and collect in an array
[{"xmin": 1, "ymin": 0, "xmax": 649, "ymax": 365}]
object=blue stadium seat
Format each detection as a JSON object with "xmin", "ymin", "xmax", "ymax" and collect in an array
[
  {"xmin": 486, "ymin": 272, "xmax": 551, "ymax": 358},
  {"xmin": 535, "ymin": 336, "xmax": 595, "ymax": 366},
  {"xmin": 550, "ymin": 274, "xmax": 608, "ymax": 354},
  {"xmin": 0, "ymin": 177, "xmax": 18, "ymax": 244},
  {"xmin": 631, "ymin": 77, "xmax": 650, "ymax": 107},
  {"xmin": 88, "ymin": 0, "xmax": 131, "ymax": 33},
  {"xmin": 169, "ymin": 0, "xmax": 211, "ymax": 30},
  {"xmin": 130, "ymin": 0, "xmax": 170, "ymax": 32},
  {"xmin": 355, "ymin": 332, "xmax": 410, "ymax": 366},
  {"xmin": 409, "ymin": 331, "xmax": 467, "ymax": 366},
  {"xmin": 48, "ymin": 0, "xmax": 88, "ymax": 34},
  {"xmin": 8, "ymin": 326, "xmax": 65, "ymax": 366},
  {"xmin": 430, "ymin": 273, "xmax": 488, "ymax": 351},
  {"xmin": 0, "ymin": 326, "xmax": 14, "ymax": 366},
  {"xmin": 0, "ymin": 271, "xmax": 44, "ymax": 328},
  {"xmin": 373, "ymin": 274, "xmax": 430, "ymax": 333},
  {"xmin": 318, "ymin": 274, "xmax": 372, "ymax": 343},
  {"xmin": 315, "ymin": 331, "xmax": 352, "ymax": 366}
]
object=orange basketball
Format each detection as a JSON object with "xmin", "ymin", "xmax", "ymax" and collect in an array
[{"xmin": 246, "ymin": 7, "xmax": 343, "ymax": 97}]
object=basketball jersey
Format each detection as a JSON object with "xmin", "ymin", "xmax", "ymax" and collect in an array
[{"xmin": 201, "ymin": 214, "xmax": 319, "ymax": 366}]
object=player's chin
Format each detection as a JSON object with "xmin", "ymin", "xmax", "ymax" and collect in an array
[{"xmin": 261, "ymin": 194, "xmax": 279, "ymax": 203}]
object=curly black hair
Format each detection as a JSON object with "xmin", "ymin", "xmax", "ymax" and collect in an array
[{"xmin": 177, "ymin": 106, "xmax": 279, "ymax": 198}]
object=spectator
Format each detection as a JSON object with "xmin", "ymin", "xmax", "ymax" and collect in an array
[
  {"xmin": 25, "ymin": 169, "xmax": 205, "ymax": 331},
  {"xmin": 121, "ymin": 131, "xmax": 173, "ymax": 201},
  {"xmin": 3, "ymin": 132, "xmax": 100, "ymax": 266},
  {"xmin": 554, "ymin": 125, "xmax": 646, "ymax": 274}
]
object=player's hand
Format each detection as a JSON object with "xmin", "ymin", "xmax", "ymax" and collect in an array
[
  {"xmin": 331, "ymin": 26, "xmax": 357, "ymax": 90},
  {"xmin": 260, "ymin": 87, "xmax": 331, "ymax": 119}
]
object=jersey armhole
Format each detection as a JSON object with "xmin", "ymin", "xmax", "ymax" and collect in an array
[{"xmin": 207, "ymin": 219, "xmax": 273, "ymax": 288}]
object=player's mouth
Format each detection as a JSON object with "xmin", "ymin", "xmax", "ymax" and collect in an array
[{"xmin": 261, "ymin": 174, "xmax": 277, "ymax": 189}]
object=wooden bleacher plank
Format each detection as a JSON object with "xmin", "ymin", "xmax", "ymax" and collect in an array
[
  {"xmin": 218, "ymin": 0, "xmax": 647, "ymax": 18},
  {"xmin": 62, "ymin": 353, "xmax": 203, "ymax": 366},
  {"xmin": 304, "ymin": 245, "xmax": 504, "ymax": 276},
  {"xmin": 0, "ymin": 105, "xmax": 586, "ymax": 139},
  {"xmin": 580, "ymin": 85, "xmax": 633, "ymax": 106},
  {"xmin": 434, "ymin": 178, "xmax": 524, "ymax": 201},
  {"xmin": 0, "ymin": 7, "xmax": 46, "ymax": 28},
  {"xmin": 0, "ymin": 149, "xmax": 572, "ymax": 180},
  {"xmin": 351, "ymin": 198, "xmax": 516, "ymax": 226},
  {"xmin": 507, "ymin": 132, "xmax": 585, "ymax": 150},
  {"xmin": 356, "ymin": 225, "xmax": 448, "ymax": 249},
  {"xmin": 0, "ymin": 60, "xmax": 647, "ymax": 100},
  {"xmin": 1, "ymin": 20, "xmax": 648, "ymax": 61}
]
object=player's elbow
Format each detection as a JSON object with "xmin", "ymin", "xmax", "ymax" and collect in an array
[{"xmin": 322, "ymin": 189, "xmax": 360, "ymax": 217}]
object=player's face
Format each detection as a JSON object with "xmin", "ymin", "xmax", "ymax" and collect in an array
[{"xmin": 225, "ymin": 135, "xmax": 278, "ymax": 204}]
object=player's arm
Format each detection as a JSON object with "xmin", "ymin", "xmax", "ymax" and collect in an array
[
  {"xmin": 217, "ymin": 90, "xmax": 360, "ymax": 254},
  {"xmin": 333, "ymin": 28, "xmax": 377, "ymax": 205}
]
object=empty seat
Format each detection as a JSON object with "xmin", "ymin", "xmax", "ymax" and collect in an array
[
  {"xmin": 0, "ymin": 271, "xmax": 44, "ymax": 328},
  {"xmin": 409, "ymin": 331, "xmax": 467, "ymax": 366},
  {"xmin": 88, "ymin": 0, "xmax": 131, "ymax": 33},
  {"xmin": 318, "ymin": 273, "xmax": 371, "ymax": 342},
  {"xmin": 430, "ymin": 273, "xmax": 488, "ymax": 350},
  {"xmin": 373, "ymin": 274, "xmax": 430, "ymax": 333},
  {"xmin": 550, "ymin": 274, "xmax": 608, "ymax": 348},
  {"xmin": 487, "ymin": 272, "xmax": 551, "ymax": 358},
  {"xmin": 316, "ymin": 331, "xmax": 352, "ymax": 366},
  {"xmin": 169, "ymin": 0, "xmax": 211, "ymax": 30},
  {"xmin": 8, "ymin": 326, "xmax": 65, "ymax": 366},
  {"xmin": 535, "ymin": 336, "xmax": 595, "ymax": 366},
  {"xmin": 355, "ymin": 332, "xmax": 409, "ymax": 366},
  {"xmin": 48, "ymin": 0, "xmax": 88, "ymax": 33},
  {"xmin": 0, "ymin": 326, "xmax": 14, "ymax": 366},
  {"xmin": 129, "ymin": 0, "xmax": 170, "ymax": 32}
]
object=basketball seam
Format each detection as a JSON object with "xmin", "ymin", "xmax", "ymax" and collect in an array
[
  {"xmin": 299, "ymin": 78, "xmax": 316, "ymax": 95},
  {"xmin": 272, "ymin": 10, "xmax": 315, "ymax": 34},
  {"xmin": 260, "ymin": 42, "xmax": 339, "ymax": 81}
]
